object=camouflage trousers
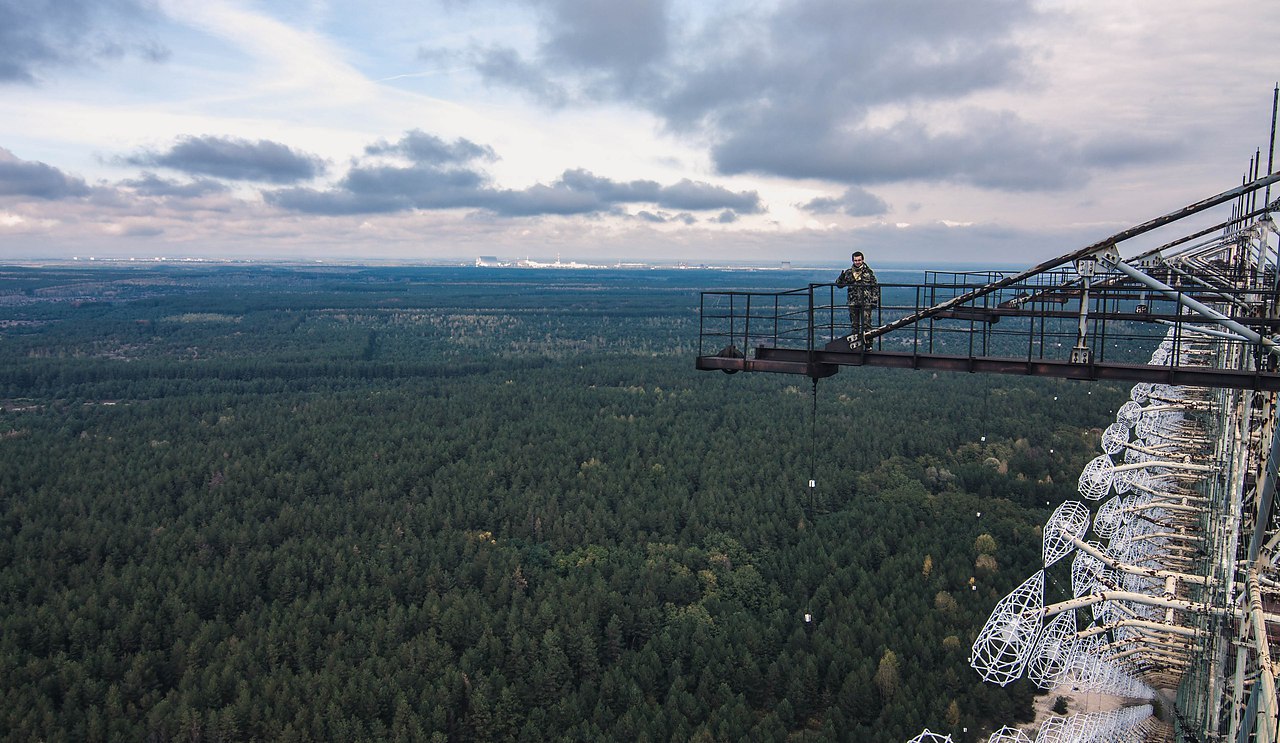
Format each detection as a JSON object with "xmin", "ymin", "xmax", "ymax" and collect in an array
[{"xmin": 847, "ymin": 304, "xmax": 873, "ymax": 346}]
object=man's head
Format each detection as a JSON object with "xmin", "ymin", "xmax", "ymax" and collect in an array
[{"xmin": 852, "ymin": 251, "xmax": 865, "ymax": 265}]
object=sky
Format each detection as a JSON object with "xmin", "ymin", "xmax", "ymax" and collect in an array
[{"xmin": 1, "ymin": 0, "xmax": 1278, "ymax": 266}]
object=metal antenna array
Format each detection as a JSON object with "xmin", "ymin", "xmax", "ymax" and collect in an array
[
  {"xmin": 696, "ymin": 93, "xmax": 1280, "ymax": 741},
  {"xmin": 967, "ymin": 336, "xmax": 1223, "ymax": 737}
]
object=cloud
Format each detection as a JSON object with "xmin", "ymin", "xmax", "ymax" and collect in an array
[
  {"xmin": 656, "ymin": 178, "xmax": 760, "ymax": 213},
  {"xmin": 0, "ymin": 0, "xmax": 168, "ymax": 83},
  {"xmin": 471, "ymin": 46, "xmax": 568, "ymax": 106},
  {"xmin": 801, "ymin": 186, "xmax": 889, "ymax": 217},
  {"xmin": 122, "ymin": 172, "xmax": 229, "ymax": 198},
  {"xmin": 471, "ymin": 0, "xmax": 670, "ymax": 101},
  {"xmin": 717, "ymin": 110, "xmax": 1107, "ymax": 191},
  {"xmin": 536, "ymin": 0, "xmax": 669, "ymax": 93},
  {"xmin": 264, "ymin": 188, "xmax": 408, "ymax": 216},
  {"xmin": 364, "ymin": 129, "xmax": 497, "ymax": 165},
  {"xmin": 471, "ymin": 0, "xmax": 1178, "ymax": 191},
  {"xmin": 668, "ymin": 1, "xmax": 1080, "ymax": 189},
  {"xmin": 0, "ymin": 148, "xmax": 91, "ymax": 199},
  {"xmin": 555, "ymin": 169, "xmax": 761, "ymax": 213},
  {"xmin": 657, "ymin": 1, "xmax": 1031, "ymax": 127},
  {"xmin": 634, "ymin": 210, "xmax": 696, "ymax": 225},
  {"xmin": 835, "ymin": 218, "xmax": 1100, "ymax": 267},
  {"xmin": 117, "ymin": 223, "xmax": 165, "ymax": 237},
  {"xmin": 1079, "ymin": 133, "xmax": 1184, "ymax": 168},
  {"xmin": 124, "ymin": 135, "xmax": 326, "ymax": 183},
  {"xmin": 267, "ymin": 131, "xmax": 761, "ymax": 218}
]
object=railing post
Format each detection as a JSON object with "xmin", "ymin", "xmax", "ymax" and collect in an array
[
  {"xmin": 775, "ymin": 293, "xmax": 782, "ymax": 347},
  {"xmin": 808, "ymin": 285, "xmax": 815, "ymax": 355},
  {"xmin": 732, "ymin": 292, "xmax": 742, "ymax": 353}
]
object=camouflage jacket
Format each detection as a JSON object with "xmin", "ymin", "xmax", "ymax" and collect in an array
[{"xmin": 836, "ymin": 265, "xmax": 879, "ymax": 307}]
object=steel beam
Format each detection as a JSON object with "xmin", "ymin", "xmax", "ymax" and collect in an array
[{"xmin": 696, "ymin": 346, "xmax": 1280, "ymax": 391}]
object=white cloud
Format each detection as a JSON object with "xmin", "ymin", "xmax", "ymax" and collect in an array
[{"xmin": 156, "ymin": 0, "xmax": 375, "ymax": 103}]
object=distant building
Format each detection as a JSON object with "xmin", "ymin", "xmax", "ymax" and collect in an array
[
  {"xmin": 475, "ymin": 256, "xmax": 505, "ymax": 267},
  {"xmin": 780, "ymin": 261, "xmax": 792, "ymax": 269}
]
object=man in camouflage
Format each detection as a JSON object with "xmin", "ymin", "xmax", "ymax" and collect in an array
[{"xmin": 836, "ymin": 251, "xmax": 878, "ymax": 349}]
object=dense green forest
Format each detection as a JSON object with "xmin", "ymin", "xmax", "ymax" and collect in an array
[{"xmin": 0, "ymin": 264, "xmax": 1131, "ymax": 742}]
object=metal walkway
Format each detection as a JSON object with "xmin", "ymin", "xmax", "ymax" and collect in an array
[{"xmin": 697, "ymin": 173, "xmax": 1280, "ymax": 392}]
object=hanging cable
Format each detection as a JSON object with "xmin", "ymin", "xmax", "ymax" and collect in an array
[{"xmin": 809, "ymin": 376, "xmax": 819, "ymax": 514}]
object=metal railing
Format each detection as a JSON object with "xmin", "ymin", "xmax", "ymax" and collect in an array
[{"xmin": 698, "ymin": 276, "xmax": 1280, "ymax": 370}]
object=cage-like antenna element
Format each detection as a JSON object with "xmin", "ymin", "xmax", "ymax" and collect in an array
[
  {"xmin": 1077, "ymin": 453, "xmax": 1213, "ymax": 500},
  {"xmin": 1026, "ymin": 609, "xmax": 1078, "ymax": 689},
  {"xmin": 1042, "ymin": 501, "xmax": 1091, "ymax": 567},
  {"xmin": 971, "ymin": 570, "xmax": 1045, "ymax": 685},
  {"xmin": 906, "ymin": 730, "xmax": 953, "ymax": 742}
]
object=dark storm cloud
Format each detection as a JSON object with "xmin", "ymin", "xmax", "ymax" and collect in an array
[
  {"xmin": 0, "ymin": 148, "xmax": 91, "ymax": 198},
  {"xmin": 122, "ymin": 172, "xmax": 229, "ymax": 198},
  {"xmin": 801, "ymin": 186, "xmax": 888, "ymax": 217},
  {"xmin": 265, "ymin": 132, "xmax": 762, "ymax": 218},
  {"xmin": 125, "ymin": 135, "xmax": 326, "ymax": 184},
  {"xmin": 0, "ymin": 0, "xmax": 168, "ymax": 83},
  {"xmin": 364, "ymin": 130, "xmax": 497, "ymax": 165}
]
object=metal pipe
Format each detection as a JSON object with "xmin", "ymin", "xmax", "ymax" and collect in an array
[
  {"xmin": 1248, "ymin": 566, "xmax": 1279, "ymax": 743},
  {"xmin": 866, "ymin": 171, "xmax": 1280, "ymax": 342},
  {"xmin": 1068, "ymin": 535, "xmax": 1212, "ymax": 585},
  {"xmin": 1151, "ymin": 320, "xmax": 1254, "ymax": 344},
  {"xmin": 1075, "ymin": 618, "xmax": 1202, "ymax": 639},
  {"xmin": 1162, "ymin": 262, "xmax": 1254, "ymax": 309},
  {"xmin": 1267, "ymin": 84, "xmax": 1278, "ymax": 208},
  {"xmin": 1250, "ymin": 422, "xmax": 1280, "ymax": 563},
  {"xmin": 1041, "ymin": 589, "xmax": 1244, "ymax": 620},
  {"xmin": 1105, "ymin": 256, "xmax": 1280, "ymax": 358}
]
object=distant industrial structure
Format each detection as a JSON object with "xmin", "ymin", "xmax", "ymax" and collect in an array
[{"xmin": 475, "ymin": 254, "xmax": 608, "ymax": 269}]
